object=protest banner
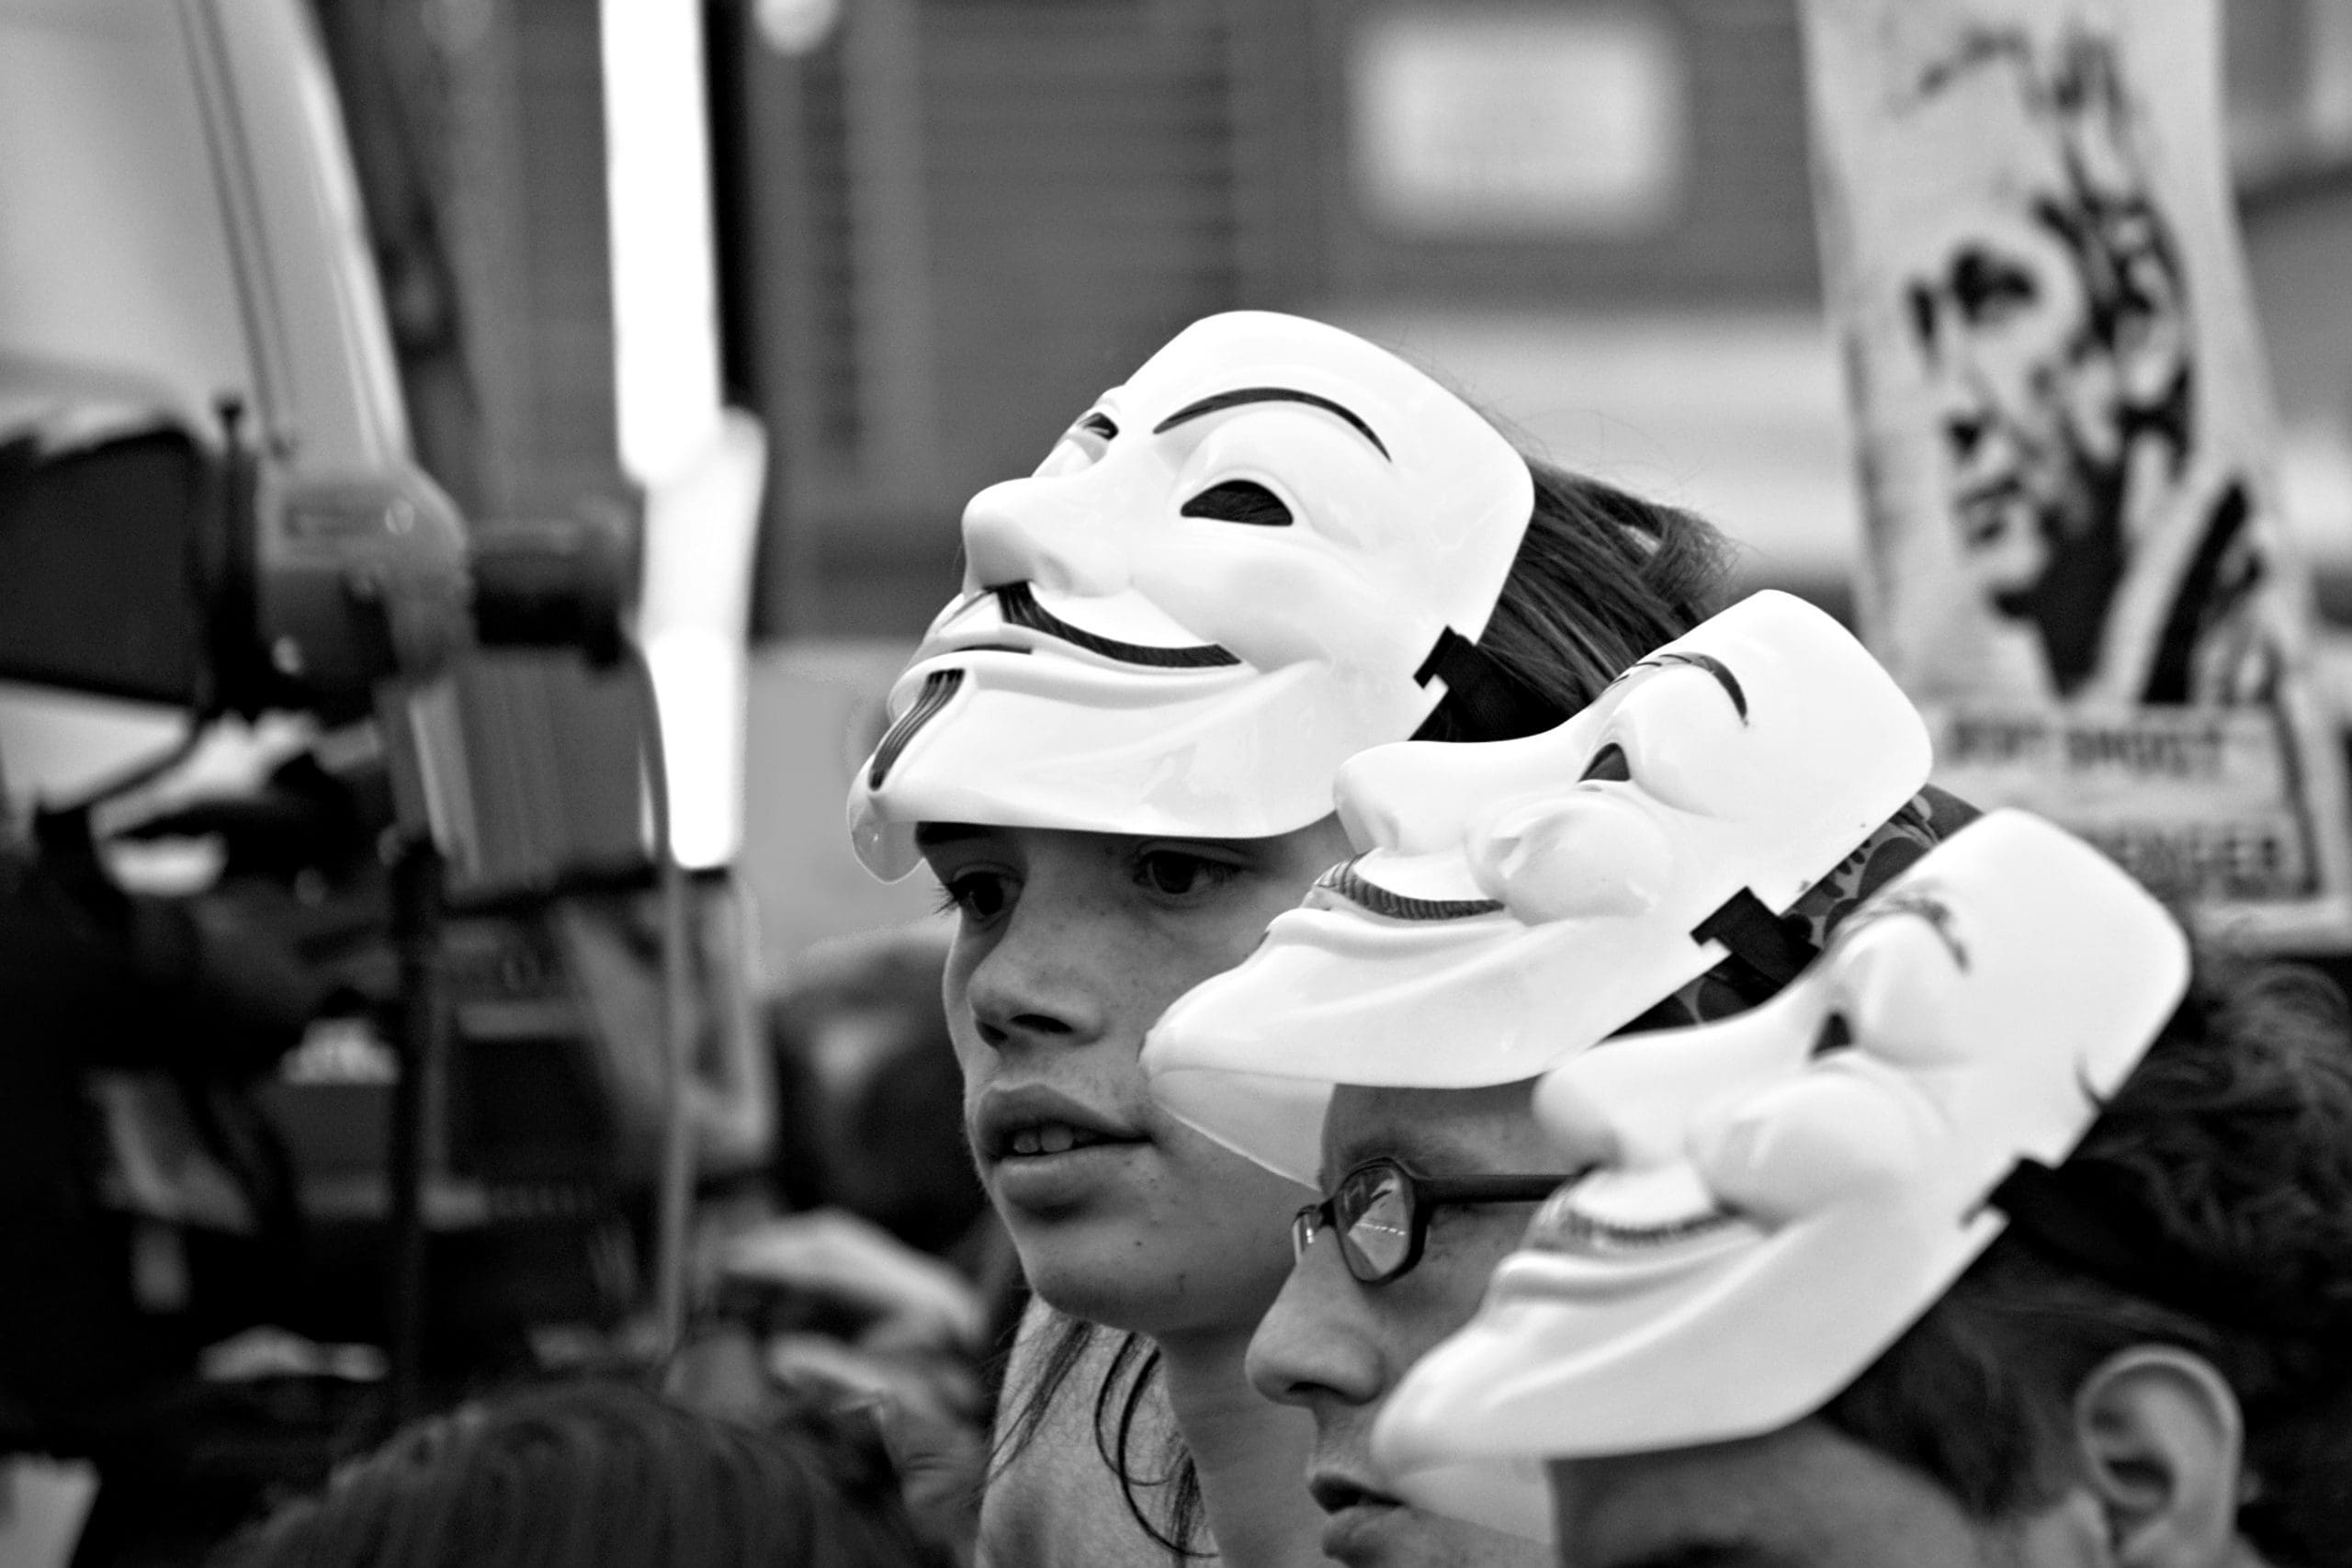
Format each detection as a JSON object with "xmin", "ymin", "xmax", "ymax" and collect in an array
[{"xmin": 1798, "ymin": 0, "xmax": 2352, "ymax": 942}]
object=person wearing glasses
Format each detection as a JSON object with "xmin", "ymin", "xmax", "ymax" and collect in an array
[
  {"xmin": 846, "ymin": 311, "xmax": 1728, "ymax": 1566},
  {"xmin": 1144, "ymin": 592, "xmax": 1977, "ymax": 1567},
  {"xmin": 1376, "ymin": 810, "xmax": 2352, "ymax": 1568}
]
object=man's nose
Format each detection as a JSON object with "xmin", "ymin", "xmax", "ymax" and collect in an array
[
  {"xmin": 1246, "ymin": 1237, "xmax": 1385, "ymax": 1411},
  {"xmin": 962, "ymin": 473, "xmax": 1133, "ymax": 596}
]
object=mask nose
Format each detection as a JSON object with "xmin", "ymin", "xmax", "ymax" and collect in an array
[
  {"xmin": 1339, "ymin": 722, "xmax": 1612, "ymax": 858},
  {"xmin": 1334, "ymin": 742, "xmax": 1503, "ymax": 853},
  {"xmin": 962, "ymin": 473, "xmax": 1133, "ymax": 597}
]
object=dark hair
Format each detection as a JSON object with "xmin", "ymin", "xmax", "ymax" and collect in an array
[
  {"xmin": 212, "ymin": 1378, "xmax": 950, "ymax": 1568},
  {"xmin": 996, "ymin": 454, "xmax": 1733, "ymax": 1560},
  {"xmin": 1822, "ymin": 954, "xmax": 2352, "ymax": 1563},
  {"xmin": 991, "ymin": 1320, "xmax": 1204, "ymax": 1558},
  {"xmin": 1415, "ymin": 457, "xmax": 1732, "ymax": 742}
]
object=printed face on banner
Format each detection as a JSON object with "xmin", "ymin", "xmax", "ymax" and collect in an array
[
  {"xmin": 1896, "ymin": 28, "xmax": 2199, "ymax": 698},
  {"xmin": 1805, "ymin": 0, "xmax": 2348, "ymax": 936}
]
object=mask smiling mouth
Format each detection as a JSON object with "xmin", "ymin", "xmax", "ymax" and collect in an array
[
  {"xmin": 1524, "ymin": 1169, "xmax": 1752, "ymax": 1258},
  {"xmin": 1533, "ymin": 1201, "xmax": 1740, "ymax": 1255},
  {"xmin": 973, "ymin": 581, "xmax": 1240, "ymax": 670},
  {"xmin": 1312, "ymin": 856, "xmax": 1504, "ymax": 922}
]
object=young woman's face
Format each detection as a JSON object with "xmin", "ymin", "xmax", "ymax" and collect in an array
[{"xmin": 921, "ymin": 818, "xmax": 1354, "ymax": 1337}]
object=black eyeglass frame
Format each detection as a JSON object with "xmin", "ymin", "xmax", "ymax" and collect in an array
[{"xmin": 1291, "ymin": 1156, "xmax": 1570, "ymax": 1285}]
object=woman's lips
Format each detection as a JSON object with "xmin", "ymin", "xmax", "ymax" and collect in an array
[
  {"xmin": 1310, "ymin": 1474, "xmax": 1407, "ymax": 1565},
  {"xmin": 974, "ymin": 1085, "xmax": 1146, "ymax": 1162},
  {"xmin": 1005, "ymin": 1122, "xmax": 1119, "ymax": 1156}
]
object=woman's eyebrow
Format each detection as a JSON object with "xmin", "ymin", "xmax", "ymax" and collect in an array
[{"xmin": 1151, "ymin": 387, "xmax": 1391, "ymax": 459}]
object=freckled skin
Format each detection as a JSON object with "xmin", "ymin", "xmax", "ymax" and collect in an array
[{"xmin": 924, "ymin": 819, "xmax": 1351, "ymax": 1338}]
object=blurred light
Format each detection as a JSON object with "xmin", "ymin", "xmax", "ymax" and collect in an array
[
  {"xmin": 601, "ymin": 0, "xmax": 723, "ymax": 490},
  {"xmin": 756, "ymin": 0, "xmax": 841, "ymax": 56},
  {"xmin": 638, "ymin": 412, "xmax": 767, "ymax": 870},
  {"xmin": 644, "ymin": 628, "xmax": 743, "ymax": 871}
]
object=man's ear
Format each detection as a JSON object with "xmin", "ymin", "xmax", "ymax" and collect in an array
[{"xmin": 2070, "ymin": 1345, "xmax": 2250, "ymax": 1567}]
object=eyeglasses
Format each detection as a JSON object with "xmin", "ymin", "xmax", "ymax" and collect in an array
[{"xmin": 1292, "ymin": 1156, "xmax": 1570, "ymax": 1285}]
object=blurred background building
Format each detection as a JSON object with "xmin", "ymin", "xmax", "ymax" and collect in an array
[
  {"xmin": 6, "ymin": 0, "xmax": 2349, "ymax": 970},
  {"xmin": 707, "ymin": 0, "xmax": 2352, "ymax": 962},
  {"xmin": 718, "ymin": 0, "xmax": 2352, "ymax": 630}
]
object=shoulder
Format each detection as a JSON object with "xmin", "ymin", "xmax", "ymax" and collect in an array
[{"xmin": 978, "ymin": 1300, "xmax": 1201, "ymax": 1568}]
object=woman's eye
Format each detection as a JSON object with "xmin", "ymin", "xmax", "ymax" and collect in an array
[
  {"xmin": 936, "ymin": 871, "xmax": 1014, "ymax": 923},
  {"xmin": 1134, "ymin": 851, "xmax": 1238, "ymax": 897}
]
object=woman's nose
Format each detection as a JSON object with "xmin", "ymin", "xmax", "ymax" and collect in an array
[
  {"xmin": 958, "ymin": 897, "xmax": 1110, "ymax": 1055},
  {"xmin": 962, "ymin": 473, "xmax": 1133, "ymax": 597}
]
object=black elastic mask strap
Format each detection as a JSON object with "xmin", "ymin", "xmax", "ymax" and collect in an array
[
  {"xmin": 1411, "ymin": 626, "xmax": 1566, "ymax": 742},
  {"xmin": 1689, "ymin": 886, "xmax": 1819, "ymax": 1002}
]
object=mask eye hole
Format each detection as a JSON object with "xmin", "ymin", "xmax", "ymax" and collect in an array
[
  {"xmin": 1078, "ymin": 412, "xmax": 1118, "ymax": 440},
  {"xmin": 1181, "ymin": 479, "xmax": 1292, "ymax": 526},
  {"xmin": 1810, "ymin": 1012, "xmax": 1853, "ymax": 1058},
  {"xmin": 1579, "ymin": 743, "xmax": 1632, "ymax": 784}
]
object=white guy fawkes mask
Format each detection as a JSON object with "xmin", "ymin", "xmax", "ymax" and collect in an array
[
  {"xmin": 1142, "ymin": 591, "xmax": 1933, "ymax": 1185},
  {"xmin": 1372, "ymin": 810, "xmax": 2190, "ymax": 1497},
  {"xmin": 847, "ymin": 310, "xmax": 1535, "ymax": 879}
]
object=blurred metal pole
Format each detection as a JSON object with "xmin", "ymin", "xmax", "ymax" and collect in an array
[
  {"xmin": 638, "ymin": 645, "xmax": 697, "ymax": 1356},
  {"xmin": 386, "ymin": 837, "xmax": 443, "ymax": 1430}
]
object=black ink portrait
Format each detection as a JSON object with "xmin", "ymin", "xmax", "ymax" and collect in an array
[{"xmin": 1899, "ymin": 28, "xmax": 2272, "ymax": 705}]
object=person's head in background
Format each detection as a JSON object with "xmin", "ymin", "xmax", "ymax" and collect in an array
[
  {"xmin": 212, "ymin": 1377, "xmax": 951, "ymax": 1568},
  {"xmin": 844, "ymin": 310, "xmax": 1728, "ymax": 1547},
  {"xmin": 768, "ymin": 922, "xmax": 985, "ymax": 1259},
  {"xmin": 1381, "ymin": 813, "xmax": 2352, "ymax": 1567},
  {"xmin": 1144, "ymin": 591, "xmax": 1966, "ymax": 1567}
]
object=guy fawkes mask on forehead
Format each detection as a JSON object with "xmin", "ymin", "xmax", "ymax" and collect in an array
[
  {"xmin": 849, "ymin": 310, "xmax": 1536, "ymax": 879},
  {"xmin": 1143, "ymin": 592, "xmax": 1933, "ymax": 1185}
]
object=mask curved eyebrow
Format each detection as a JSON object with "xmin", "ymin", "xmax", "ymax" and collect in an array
[
  {"xmin": 1151, "ymin": 387, "xmax": 1391, "ymax": 460},
  {"xmin": 1836, "ymin": 890, "xmax": 1968, "ymax": 970},
  {"xmin": 1602, "ymin": 651, "xmax": 1748, "ymax": 722}
]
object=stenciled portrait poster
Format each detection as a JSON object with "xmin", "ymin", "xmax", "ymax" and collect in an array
[{"xmin": 1799, "ymin": 0, "xmax": 2352, "ymax": 943}]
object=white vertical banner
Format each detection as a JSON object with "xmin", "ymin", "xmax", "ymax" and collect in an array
[{"xmin": 1799, "ymin": 0, "xmax": 2352, "ymax": 943}]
